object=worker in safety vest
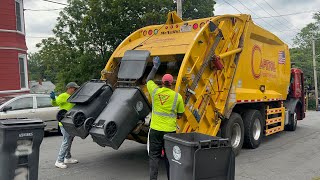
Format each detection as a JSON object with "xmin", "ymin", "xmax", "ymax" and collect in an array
[
  {"xmin": 146, "ymin": 57, "xmax": 185, "ymax": 180},
  {"xmin": 50, "ymin": 82, "xmax": 80, "ymax": 169}
]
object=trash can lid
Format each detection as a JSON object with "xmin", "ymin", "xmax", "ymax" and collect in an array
[
  {"xmin": 0, "ymin": 118, "xmax": 43, "ymax": 126},
  {"xmin": 164, "ymin": 132, "xmax": 227, "ymax": 147}
]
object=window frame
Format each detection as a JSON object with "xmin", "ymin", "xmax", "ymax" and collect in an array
[
  {"xmin": 18, "ymin": 54, "xmax": 28, "ymax": 90},
  {"xmin": 6, "ymin": 96, "xmax": 34, "ymax": 111},
  {"xmin": 36, "ymin": 96, "xmax": 53, "ymax": 108},
  {"xmin": 15, "ymin": 0, "xmax": 25, "ymax": 34}
]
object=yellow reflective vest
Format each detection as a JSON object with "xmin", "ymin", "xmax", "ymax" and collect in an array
[
  {"xmin": 147, "ymin": 80, "xmax": 185, "ymax": 132},
  {"xmin": 51, "ymin": 92, "xmax": 74, "ymax": 126}
]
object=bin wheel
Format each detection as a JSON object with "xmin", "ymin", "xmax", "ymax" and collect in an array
[
  {"xmin": 243, "ymin": 110, "xmax": 263, "ymax": 149},
  {"xmin": 73, "ymin": 111, "xmax": 86, "ymax": 128},
  {"xmin": 221, "ymin": 112, "xmax": 244, "ymax": 156},
  {"xmin": 84, "ymin": 117, "xmax": 95, "ymax": 132},
  {"xmin": 104, "ymin": 121, "xmax": 117, "ymax": 139},
  {"xmin": 285, "ymin": 106, "xmax": 298, "ymax": 131},
  {"xmin": 56, "ymin": 109, "xmax": 67, "ymax": 122}
]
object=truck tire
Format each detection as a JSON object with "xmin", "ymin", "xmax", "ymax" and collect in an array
[
  {"xmin": 285, "ymin": 107, "xmax": 297, "ymax": 131},
  {"xmin": 221, "ymin": 112, "xmax": 244, "ymax": 156},
  {"xmin": 243, "ymin": 110, "xmax": 263, "ymax": 149}
]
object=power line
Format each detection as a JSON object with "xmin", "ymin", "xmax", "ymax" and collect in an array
[
  {"xmin": 272, "ymin": 29, "xmax": 302, "ymax": 33},
  {"xmin": 24, "ymin": 8, "xmax": 63, "ymax": 11},
  {"xmin": 215, "ymin": 2, "xmax": 225, "ymax": 8},
  {"xmin": 251, "ymin": 0, "xmax": 300, "ymax": 33},
  {"xmin": 235, "ymin": 0, "xmax": 276, "ymax": 31},
  {"xmin": 223, "ymin": 0, "xmax": 293, "ymax": 46},
  {"xmin": 261, "ymin": 0, "xmax": 301, "ymax": 34},
  {"xmin": 26, "ymin": 36, "xmax": 54, "ymax": 38},
  {"xmin": 253, "ymin": 10, "xmax": 319, "ymax": 19},
  {"xmin": 221, "ymin": 0, "xmax": 242, "ymax": 14},
  {"xmin": 235, "ymin": 0, "xmax": 294, "ymax": 46},
  {"xmin": 42, "ymin": 0, "xmax": 67, "ymax": 6}
]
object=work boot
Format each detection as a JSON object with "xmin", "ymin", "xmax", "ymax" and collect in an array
[
  {"xmin": 55, "ymin": 161, "xmax": 67, "ymax": 169},
  {"xmin": 64, "ymin": 158, "xmax": 79, "ymax": 164}
]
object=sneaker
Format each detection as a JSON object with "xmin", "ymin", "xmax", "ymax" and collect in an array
[
  {"xmin": 55, "ymin": 161, "xmax": 67, "ymax": 169},
  {"xmin": 64, "ymin": 158, "xmax": 78, "ymax": 164}
]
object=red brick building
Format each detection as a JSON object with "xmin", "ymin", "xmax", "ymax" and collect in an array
[{"xmin": 0, "ymin": 0, "xmax": 28, "ymax": 97}]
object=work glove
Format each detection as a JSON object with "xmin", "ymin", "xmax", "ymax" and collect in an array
[
  {"xmin": 153, "ymin": 56, "xmax": 161, "ymax": 69},
  {"xmin": 50, "ymin": 91, "xmax": 56, "ymax": 100}
]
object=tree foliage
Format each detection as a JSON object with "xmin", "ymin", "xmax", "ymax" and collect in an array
[
  {"xmin": 28, "ymin": 0, "xmax": 216, "ymax": 92},
  {"xmin": 291, "ymin": 12, "xmax": 320, "ymax": 90}
]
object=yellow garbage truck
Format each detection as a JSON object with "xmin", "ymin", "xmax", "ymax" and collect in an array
[{"xmin": 61, "ymin": 12, "xmax": 305, "ymax": 155}]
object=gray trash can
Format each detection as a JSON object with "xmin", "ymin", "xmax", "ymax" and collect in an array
[
  {"xmin": 89, "ymin": 87, "xmax": 151, "ymax": 149},
  {"xmin": 164, "ymin": 132, "xmax": 235, "ymax": 180},
  {"xmin": 0, "ymin": 118, "xmax": 45, "ymax": 180},
  {"xmin": 61, "ymin": 80, "xmax": 113, "ymax": 139}
]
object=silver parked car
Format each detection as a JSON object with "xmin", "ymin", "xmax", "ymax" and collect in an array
[{"xmin": 0, "ymin": 94, "xmax": 60, "ymax": 132}]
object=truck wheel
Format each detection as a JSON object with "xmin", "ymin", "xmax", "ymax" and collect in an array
[
  {"xmin": 285, "ymin": 108, "xmax": 297, "ymax": 131},
  {"xmin": 221, "ymin": 112, "xmax": 244, "ymax": 156},
  {"xmin": 243, "ymin": 110, "xmax": 263, "ymax": 149}
]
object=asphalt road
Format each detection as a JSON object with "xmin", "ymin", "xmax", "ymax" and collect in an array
[{"xmin": 39, "ymin": 111, "xmax": 320, "ymax": 180}]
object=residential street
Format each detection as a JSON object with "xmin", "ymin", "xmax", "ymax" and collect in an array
[
  {"xmin": 0, "ymin": 0, "xmax": 319, "ymax": 180},
  {"xmin": 39, "ymin": 111, "xmax": 320, "ymax": 180}
]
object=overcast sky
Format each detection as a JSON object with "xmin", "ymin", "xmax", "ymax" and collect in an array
[{"xmin": 24, "ymin": 0, "xmax": 320, "ymax": 53}]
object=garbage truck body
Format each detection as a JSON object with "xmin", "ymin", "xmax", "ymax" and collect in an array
[{"xmin": 62, "ymin": 12, "xmax": 305, "ymax": 155}]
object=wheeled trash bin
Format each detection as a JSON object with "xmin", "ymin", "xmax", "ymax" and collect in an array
[
  {"xmin": 164, "ymin": 132, "xmax": 235, "ymax": 180},
  {"xmin": 0, "ymin": 118, "xmax": 45, "ymax": 180},
  {"xmin": 61, "ymin": 80, "xmax": 113, "ymax": 139},
  {"xmin": 89, "ymin": 87, "xmax": 151, "ymax": 149}
]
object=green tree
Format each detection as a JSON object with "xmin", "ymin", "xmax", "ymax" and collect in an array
[
  {"xmin": 29, "ymin": 0, "xmax": 216, "ymax": 92},
  {"xmin": 28, "ymin": 53, "xmax": 44, "ymax": 81},
  {"xmin": 291, "ymin": 12, "xmax": 320, "ymax": 90}
]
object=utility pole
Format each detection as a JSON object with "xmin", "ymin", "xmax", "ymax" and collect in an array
[
  {"xmin": 312, "ymin": 38, "xmax": 319, "ymax": 110},
  {"xmin": 177, "ymin": 0, "xmax": 182, "ymax": 18}
]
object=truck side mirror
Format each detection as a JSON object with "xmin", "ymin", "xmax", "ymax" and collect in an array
[{"xmin": 2, "ymin": 106, "xmax": 12, "ymax": 112}]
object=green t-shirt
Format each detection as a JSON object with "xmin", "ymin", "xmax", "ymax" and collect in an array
[
  {"xmin": 147, "ymin": 80, "xmax": 185, "ymax": 132},
  {"xmin": 51, "ymin": 92, "xmax": 74, "ymax": 126}
]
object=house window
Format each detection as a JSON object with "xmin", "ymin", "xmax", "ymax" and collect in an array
[
  {"xmin": 18, "ymin": 54, "xmax": 28, "ymax": 89},
  {"xmin": 15, "ymin": 0, "xmax": 24, "ymax": 33}
]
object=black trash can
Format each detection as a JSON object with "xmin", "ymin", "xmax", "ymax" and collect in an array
[
  {"xmin": 89, "ymin": 50, "xmax": 152, "ymax": 149},
  {"xmin": 61, "ymin": 80, "xmax": 113, "ymax": 139},
  {"xmin": 164, "ymin": 132, "xmax": 235, "ymax": 180},
  {"xmin": 89, "ymin": 87, "xmax": 151, "ymax": 149},
  {"xmin": 0, "ymin": 118, "xmax": 45, "ymax": 180}
]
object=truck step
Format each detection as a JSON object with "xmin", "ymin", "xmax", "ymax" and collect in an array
[
  {"xmin": 265, "ymin": 106, "xmax": 285, "ymax": 136},
  {"xmin": 266, "ymin": 108, "xmax": 283, "ymax": 115},
  {"xmin": 265, "ymin": 126, "xmax": 284, "ymax": 136},
  {"xmin": 266, "ymin": 117, "xmax": 282, "ymax": 125}
]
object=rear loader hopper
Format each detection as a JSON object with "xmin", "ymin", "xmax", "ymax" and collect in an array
[{"xmin": 62, "ymin": 12, "xmax": 305, "ymax": 155}]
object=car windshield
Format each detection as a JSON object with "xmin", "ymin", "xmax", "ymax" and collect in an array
[{"xmin": 0, "ymin": 97, "xmax": 15, "ymax": 105}]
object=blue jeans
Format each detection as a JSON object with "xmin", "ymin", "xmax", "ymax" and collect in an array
[{"xmin": 57, "ymin": 126, "xmax": 74, "ymax": 163}]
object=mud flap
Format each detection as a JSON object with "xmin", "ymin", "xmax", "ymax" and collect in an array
[
  {"xmin": 89, "ymin": 87, "xmax": 151, "ymax": 150},
  {"xmin": 61, "ymin": 80, "xmax": 113, "ymax": 139}
]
